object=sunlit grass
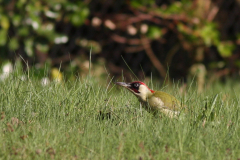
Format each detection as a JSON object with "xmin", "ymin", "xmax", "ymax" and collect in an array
[{"xmin": 0, "ymin": 72, "xmax": 240, "ymax": 159}]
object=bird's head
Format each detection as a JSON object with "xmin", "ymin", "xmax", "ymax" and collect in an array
[{"xmin": 115, "ymin": 81, "xmax": 154, "ymax": 101}]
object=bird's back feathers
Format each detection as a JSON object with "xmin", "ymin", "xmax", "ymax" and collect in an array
[{"xmin": 148, "ymin": 91, "xmax": 181, "ymax": 111}]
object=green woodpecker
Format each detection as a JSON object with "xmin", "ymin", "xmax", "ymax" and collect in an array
[{"xmin": 116, "ymin": 81, "xmax": 182, "ymax": 117}]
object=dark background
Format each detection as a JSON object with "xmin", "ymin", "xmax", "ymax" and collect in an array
[{"xmin": 1, "ymin": 0, "xmax": 240, "ymax": 82}]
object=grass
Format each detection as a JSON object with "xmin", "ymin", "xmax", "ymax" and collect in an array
[{"xmin": 0, "ymin": 72, "xmax": 240, "ymax": 159}]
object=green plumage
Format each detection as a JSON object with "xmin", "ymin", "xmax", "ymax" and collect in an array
[{"xmin": 147, "ymin": 91, "xmax": 181, "ymax": 111}]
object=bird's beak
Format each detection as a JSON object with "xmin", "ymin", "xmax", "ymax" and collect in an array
[{"xmin": 115, "ymin": 82, "xmax": 131, "ymax": 88}]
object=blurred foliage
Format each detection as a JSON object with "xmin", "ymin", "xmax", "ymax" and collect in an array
[
  {"xmin": 0, "ymin": 0, "xmax": 90, "ymax": 56},
  {"xmin": 0, "ymin": 0, "xmax": 240, "ymax": 81}
]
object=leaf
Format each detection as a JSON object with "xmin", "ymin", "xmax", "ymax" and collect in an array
[
  {"xmin": 130, "ymin": 0, "xmax": 155, "ymax": 8},
  {"xmin": 24, "ymin": 38, "xmax": 34, "ymax": 57},
  {"xmin": 0, "ymin": 15, "xmax": 10, "ymax": 29},
  {"xmin": 70, "ymin": 7, "xmax": 89, "ymax": 26},
  {"xmin": 199, "ymin": 23, "xmax": 219, "ymax": 46},
  {"xmin": 36, "ymin": 43, "xmax": 49, "ymax": 53},
  {"xmin": 234, "ymin": 60, "xmax": 240, "ymax": 68},
  {"xmin": 162, "ymin": 2, "xmax": 183, "ymax": 14},
  {"xmin": 0, "ymin": 29, "xmax": 7, "ymax": 46},
  {"xmin": 12, "ymin": 15, "xmax": 21, "ymax": 26},
  {"xmin": 147, "ymin": 26, "xmax": 163, "ymax": 39},
  {"xmin": 36, "ymin": 24, "xmax": 57, "ymax": 41},
  {"xmin": 217, "ymin": 41, "xmax": 235, "ymax": 58},
  {"xmin": 8, "ymin": 37, "xmax": 19, "ymax": 51},
  {"xmin": 18, "ymin": 27, "xmax": 29, "ymax": 36}
]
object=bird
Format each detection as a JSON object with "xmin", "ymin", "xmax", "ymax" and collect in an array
[{"xmin": 115, "ymin": 81, "xmax": 183, "ymax": 118}]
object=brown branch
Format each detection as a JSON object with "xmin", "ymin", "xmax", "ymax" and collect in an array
[
  {"xmin": 124, "ymin": 46, "xmax": 144, "ymax": 53},
  {"xmin": 164, "ymin": 44, "xmax": 180, "ymax": 67},
  {"xmin": 130, "ymin": 6, "xmax": 188, "ymax": 22},
  {"xmin": 207, "ymin": 5, "xmax": 219, "ymax": 21},
  {"xmin": 111, "ymin": 34, "xmax": 141, "ymax": 45},
  {"xmin": 140, "ymin": 35, "xmax": 168, "ymax": 80}
]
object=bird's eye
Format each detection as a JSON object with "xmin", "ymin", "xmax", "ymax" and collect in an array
[{"xmin": 133, "ymin": 83, "xmax": 139, "ymax": 88}]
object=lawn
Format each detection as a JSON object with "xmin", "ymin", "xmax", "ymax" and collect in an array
[{"xmin": 0, "ymin": 73, "xmax": 240, "ymax": 159}]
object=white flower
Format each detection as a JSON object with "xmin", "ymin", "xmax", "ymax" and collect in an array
[
  {"xmin": 41, "ymin": 77, "xmax": 50, "ymax": 86},
  {"xmin": 0, "ymin": 62, "xmax": 13, "ymax": 81}
]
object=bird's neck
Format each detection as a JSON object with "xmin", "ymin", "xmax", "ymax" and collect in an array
[{"xmin": 138, "ymin": 90, "xmax": 154, "ymax": 102}]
